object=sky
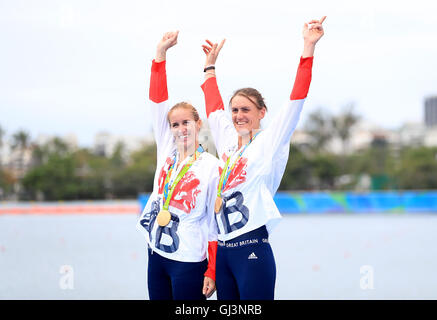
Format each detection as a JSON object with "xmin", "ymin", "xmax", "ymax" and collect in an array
[{"xmin": 1, "ymin": 0, "xmax": 437, "ymax": 147}]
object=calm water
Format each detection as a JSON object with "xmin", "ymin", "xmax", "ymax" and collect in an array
[{"xmin": 1, "ymin": 207, "xmax": 436, "ymax": 299}]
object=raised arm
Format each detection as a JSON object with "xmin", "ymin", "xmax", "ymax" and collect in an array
[
  {"xmin": 290, "ymin": 16, "xmax": 326, "ymax": 100},
  {"xmin": 202, "ymin": 39, "xmax": 225, "ymax": 81},
  {"xmin": 150, "ymin": 31, "xmax": 179, "ymax": 158},
  {"xmin": 301, "ymin": 16, "xmax": 326, "ymax": 58},
  {"xmin": 200, "ymin": 39, "xmax": 238, "ymax": 157},
  {"xmin": 263, "ymin": 17, "xmax": 326, "ymax": 191}
]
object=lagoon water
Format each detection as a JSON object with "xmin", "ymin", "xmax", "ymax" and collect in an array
[{"xmin": 1, "ymin": 204, "xmax": 436, "ymax": 299}]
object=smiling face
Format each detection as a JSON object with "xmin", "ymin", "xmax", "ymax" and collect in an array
[
  {"xmin": 168, "ymin": 106, "xmax": 201, "ymax": 154},
  {"xmin": 231, "ymin": 94, "xmax": 266, "ymax": 136}
]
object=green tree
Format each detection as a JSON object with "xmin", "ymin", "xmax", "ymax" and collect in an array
[
  {"xmin": 11, "ymin": 130, "xmax": 31, "ymax": 178},
  {"xmin": 311, "ymin": 153, "xmax": 341, "ymax": 189},
  {"xmin": 348, "ymin": 137, "xmax": 396, "ymax": 190},
  {"xmin": 0, "ymin": 168, "xmax": 15, "ymax": 198},
  {"xmin": 74, "ymin": 148, "xmax": 109, "ymax": 199},
  {"xmin": 22, "ymin": 153, "xmax": 79, "ymax": 200},
  {"xmin": 279, "ymin": 144, "xmax": 312, "ymax": 190},
  {"xmin": 280, "ymin": 144, "xmax": 340, "ymax": 190},
  {"xmin": 22, "ymin": 137, "xmax": 159, "ymax": 200},
  {"xmin": 304, "ymin": 108, "xmax": 333, "ymax": 152},
  {"xmin": 393, "ymin": 147, "xmax": 437, "ymax": 189},
  {"xmin": 111, "ymin": 144, "xmax": 157, "ymax": 197},
  {"xmin": 0, "ymin": 125, "xmax": 5, "ymax": 168},
  {"xmin": 331, "ymin": 103, "xmax": 360, "ymax": 155},
  {"xmin": 110, "ymin": 141, "xmax": 126, "ymax": 168}
]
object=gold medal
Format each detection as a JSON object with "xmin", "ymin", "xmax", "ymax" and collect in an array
[
  {"xmin": 214, "ymin": 196, "xmax": 222, "ymax": 214},
  {"xmin": 157, "ymin": 210, "xmax": 171, "ymax": 226}
]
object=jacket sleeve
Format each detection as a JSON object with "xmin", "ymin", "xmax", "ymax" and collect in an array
[
  {"xmin": 263, "ymin": 56, "xmax": 313, "ymax": 154},
  {"xmin": 262, "ymin": 56, "xmax": 314, "ymax": 193},
  {"xmin": 149, "ymin": 59, "xmax": 174, "ymax": 162},
  {"xmin": 201, "ymin": 77, "xmax": 238, "ymax": 158},
  {"xmin": 204, "ymin": 241, "xmax": 217, "ymax": 281},
  {"xmin": 204, "ymin": 161, "xmax": 219, "ymax": 281}
]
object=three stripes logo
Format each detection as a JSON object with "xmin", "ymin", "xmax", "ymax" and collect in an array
[{"xmin": 248, "ymin": 252, "xmax": 258, "ymax": 260}]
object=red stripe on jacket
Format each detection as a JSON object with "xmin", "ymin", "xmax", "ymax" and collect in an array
[
  {"xmin": 290, "ymin": 56, "xmax": 313, "ymax": 101},
  {"xmin": 201, "ymin": 77, "xmax": 225, "ymax": 118},
  {"xmin": 204, "ymin": 241, "xmax": 217, "ymax": 281},
  {"xmin": 149, "ymin": 59, "xmax": 168, "ymax": 103}
]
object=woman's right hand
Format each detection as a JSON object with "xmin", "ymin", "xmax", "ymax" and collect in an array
[
  {"xmin": 302, "ymin": 16, "xmax": 326, "ymax": 58},
  {"xmin": 202, "ymin": 39, "xmax": 226, "ymax": 68},
  {"xmin": 156, "ymin": 31, "xmax": 179, "ymax": 62}
]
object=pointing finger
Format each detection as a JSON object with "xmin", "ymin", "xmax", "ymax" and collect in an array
[
  {"xmin": 217, "ymin": 38, "xmax": 226, "ymax": 51},
  {"xmin": 320, "ymin": 16, "xmax": 327, "ymax": 24}
]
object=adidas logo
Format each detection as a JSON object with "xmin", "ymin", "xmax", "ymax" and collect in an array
[{"xmin": 248, "ymin": 252, "xmax": 258, "ymax": 260}]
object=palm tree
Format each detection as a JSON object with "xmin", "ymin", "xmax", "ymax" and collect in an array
[
  {"xmin": 304, "ymin": 108, "xmax": 333, "ymax": 152},
  {"xmin": 110, "ymin": 140, "xmax": 126, "ymax": 168},
  {"xmin": 11, "ymin": 130, "xmax": 31, "ymax": 178},
  {"xmin": 331, "ymin": 103, "xmax": 360, "ymax": 155},
  {"xmin": 0, "ymin": 125, "xmax": 4, "ymax": 168}
]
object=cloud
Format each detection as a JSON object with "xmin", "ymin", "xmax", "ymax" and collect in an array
[{"xmin": 1, "ymin": 0, "xmax": 437, "ymax": 145}]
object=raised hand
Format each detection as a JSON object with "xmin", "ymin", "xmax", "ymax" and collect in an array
[
  {"xmin": 156, "ymin": 31, "xmax": 179, "ymax": 62},
  {"xmin": 302, "ymin": 16, "xmax": 326, "ymax": 57},
  {"xmin": 303, "ymin": 16, "xmax": 326, "ymax": 45},
  {"xmin": 202, "ymin": 39, "xmax": 226, "ymax": 67}
]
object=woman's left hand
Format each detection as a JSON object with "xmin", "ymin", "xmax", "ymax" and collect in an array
[
  {"xmin": 202, "ymin": 276, "xmax": 216, "ymax": 298},
  {"xmin": 303, "ymin": 16, "xmax": 326, "ymax": 45},
  {"xmin": 202, "ymin": 39, "xmax": 226, "ymax": 68}
]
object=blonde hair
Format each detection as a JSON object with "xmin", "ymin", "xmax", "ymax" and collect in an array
[{"xmin": 167, "ymin": 102, "xmax": 200, "ymax": 123}]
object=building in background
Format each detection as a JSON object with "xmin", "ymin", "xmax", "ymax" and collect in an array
[
  {"xmin": 92, "ymin": 123, "xmax": 217, "ymax": 158},
  {"xmin": 93, "ymin": 131, "xmax": 154, "ymax": 159},
  {"xmin": 198, "ymin": 121, "xmax": 216, "ymax": 156},
  {"xmin": 34, "ymin": 133, "xmax": 79, "ymax": 151},
  {"xmin": 425, "ymin": 96, "xmax": 437, "ymax": 128},
  {"xmin": 397, "ymin": 122, "xmax": 426, "ymax": 147},
  {"xmin": 424, "ymin": 127, "xmax": 437, "ymax": 147}
]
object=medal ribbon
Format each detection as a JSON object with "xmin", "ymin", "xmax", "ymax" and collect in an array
[
  {"xmin": 162, "ymin": 145, "xmax": 203, "ymax": 211},
  {"xmin": 217, "ymin": 132, "xmax": 260, "ymax": 197}
]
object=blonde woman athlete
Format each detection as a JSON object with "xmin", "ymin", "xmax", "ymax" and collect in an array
[{"xmin": 137, "ymin": 31, "xmax": 219, "ymax": 300}]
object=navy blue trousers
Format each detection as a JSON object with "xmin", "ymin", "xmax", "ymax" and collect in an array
[
  {"xmin": 216, "ymin": 226, "xmax": 276, "ymax": 300},
  {"xmin": 147, "ymin": 248, "xmax": 208, "ymax": 300}
]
